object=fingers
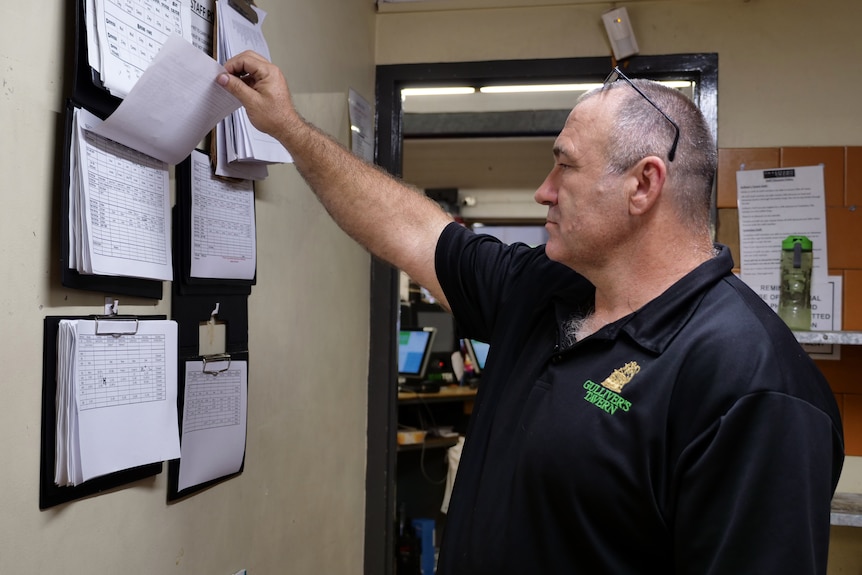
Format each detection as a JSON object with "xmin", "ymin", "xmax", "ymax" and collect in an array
[
  {"xmin": 217, "ymin": 51, "xmax": 273, "ymax": 104},
  {"xmin": 215, "ymin": 51, "xmax": 294, "ymax": 137},
  {"xmin": 222, "ymin": 50, "xmax": 270, "ymax": 78}
]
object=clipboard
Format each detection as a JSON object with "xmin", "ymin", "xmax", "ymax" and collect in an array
[
  {"xmin": 167, "ymin": 293, "xmax": 250, "ymax": 501},
  {"xmin": 70, "ymin": 0, "xmax": 122, "ymax": 120},
  {"xmin": 173, "ymin": 152, "xmax": 256, "ymax": 296},
  {"xmin": 59, "ymin": 100, "xmax": 164, "ymax": 299},
  {"xmin": 40, "ymin": 314, "xmax": 168, "ymax": 509}
]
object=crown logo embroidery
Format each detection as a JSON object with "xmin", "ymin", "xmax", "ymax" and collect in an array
[{"xmin": 599, "ymin": 361, "xmax": 640, "ymax": 394}]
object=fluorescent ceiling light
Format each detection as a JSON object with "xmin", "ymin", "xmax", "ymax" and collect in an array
[
  {"xmin": 481, "ymin": 80, "xmax": 692, "ymax": 94},
  {"xmin": 480, "ymin": 83, "xmax": 604, "ymax": 94},
  {"xmin": 401, "ymin": 87, "xmax": 476, "ymax": 97},
  {"xmin": 401, "ymin": 80, "xmax": 692, "ymax": 98}
]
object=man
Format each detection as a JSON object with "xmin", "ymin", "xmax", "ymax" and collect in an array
[{"xmin": 218, "ymin": 54, "xmax": 844, "ymax": 573}]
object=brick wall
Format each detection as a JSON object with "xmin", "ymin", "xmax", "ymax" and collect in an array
[{"xmin": 716, "ymin": 147, "xmax": 862, "ymax": 454}]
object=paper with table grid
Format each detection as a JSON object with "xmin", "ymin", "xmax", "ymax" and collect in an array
[
  {"xmin": 177, "ymin": 359, "xmax": 248, "ymax": 491},
  {"xmin": 189, "ymin": 150, "xmax": 256, "ymax": 280},
  {"xmin": 54, "ymin": 319, "xmax": 180, "ymax": 486},
  {"xmin": 69, "ymin": 106, "xmax": 173, "ymax": 281}
]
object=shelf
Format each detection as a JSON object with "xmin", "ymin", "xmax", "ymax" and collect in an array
[
  {"xmin": 398, "ymin": 386, "xmax": 478, "ymax": 404},
  {"xmin": 397, "ymin": 436, "xmax": 461, "ymax": 452},
  {"xmin": 793, "ymin": 331, "xmax": 862, "ymax": 345},
  {"xmin": 832, "ymin": 493, "xmax": 862, "ymax": 527}
]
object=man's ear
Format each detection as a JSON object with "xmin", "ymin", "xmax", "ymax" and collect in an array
[{"xmin": 628, "ymin": 155, "xmax": 667, "ymax": 216}]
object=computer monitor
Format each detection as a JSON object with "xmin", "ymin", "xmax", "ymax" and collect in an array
[
  {"xmin": 463, "ymin": 338, "xmax": 490, "ymax": 374},
  {"xmin": 397, "ymin": 327, "xmax": 436, "ymax": 385},
  {"xmin": 414, "ymin": 304, "xmax": 458, "ymax": 354}
]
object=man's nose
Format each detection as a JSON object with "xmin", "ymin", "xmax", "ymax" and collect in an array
[{"xmin": 534, "ymin": 170, "xmax": 558, "ymax": 206}]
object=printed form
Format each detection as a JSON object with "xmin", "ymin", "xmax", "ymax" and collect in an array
[
  {"xmin": 178, "ymin": 360, "xmax": 248, "ymax": 491},
  {"xmin": 737, "ymin": 165, "xmax": 842, "ymax": 335},
  {"xmin": 55, "ymin": 319, "xmax": 181, "ymax": 486},
  {"xmin": 89, "ymin": 0, "xmax": 193, "ymax": 98},
  {"xmin": 70, "ymin": 107, "xmax": 173, "ymax": 281},
  {"xmin": 189, "ymin": 150, "xmax": 256, "ymax": 280}
]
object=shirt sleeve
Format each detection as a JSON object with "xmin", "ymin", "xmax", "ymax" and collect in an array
[
  {"xmin": 671, "ymin": 391, "xmax": 837, "ymax": 574},
  {"xmin": 435, "ymin": 222, "xmax": 571, "ymax": 343}
]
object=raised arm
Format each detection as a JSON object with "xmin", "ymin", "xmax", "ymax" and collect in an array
[{"xmin": 217, "ymin": 51, "xmax": 453, "ymax": 308}]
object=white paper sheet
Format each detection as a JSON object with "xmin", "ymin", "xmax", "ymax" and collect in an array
[
  {"xmin": 71, "ymin": 107, "xmax": 174, "ymax": 281},
  {"xmin": 215, "ymin": 0, "xmax": 291, "ymax": 167},
  {"xmin": 55, "ymin": 319, "xmax": 181, "ymax": 486},
  {"xmin": 93, "ymin": 0, "xmax": 192, "ymax": 98},
  {"xmin": 736, "ymin": 165, "xmax": 838, "ymax": 330},
  {"xmin": 214, "ymin": 120, "xmax": 269, "ymax": 180},
  {"xmin": 188, "ymin": 150, "xmax": 257, "ymax": 279},
  {"xmin": 189, "ymin": 0, "xmax": 216, "ymax": 54},
  {"xmin": 91, "ymin": 34, "xmax": 241, "ymax": 165},
  {"xmin": 178, "ymin": 360, "xmax": 248, "ymax": 491},
  {"xmin": 349, "ymin": 88, "xmax": 375, "ymax": 163}
]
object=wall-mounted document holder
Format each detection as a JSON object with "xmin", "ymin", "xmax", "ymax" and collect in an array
[
  {"xmin": 173, "ymin": 151, "xmax": 256, "ymax": 296},
  {"xmin": 59, "ymin": 100, "xmax": 170, "ymax": 299},
  {"xmin": 40, "ymin": 314, "xmax": 176, "ymax": 509},
  {"xmin": 228, "ymin": 0, "xmax": 259, "ymax": 24},
  {"xmin": 168, "ymin": 294, "xmax": 250, "ymax": 501}
]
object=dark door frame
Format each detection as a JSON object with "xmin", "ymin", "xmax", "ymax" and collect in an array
[{"xmin": 365, "ymin": 53, "xmax": 718, "ymax": 575}]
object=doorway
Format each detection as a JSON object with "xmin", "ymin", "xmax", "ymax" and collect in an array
[{"xmin": 365, "ymin": 53, "xmax": 718, "ymax": 575}]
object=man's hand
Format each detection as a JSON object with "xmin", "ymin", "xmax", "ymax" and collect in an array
[{"xmin": 217, "ymin": 50, "xmax": 297, "ymax": 140}]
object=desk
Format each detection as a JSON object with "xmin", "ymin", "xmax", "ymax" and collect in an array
[
  {"xmin": 396, "ymin": 385, "xmax": 475, "ymax": 546},
  {"xmin": 397, "ymin": 386, "xmax": 476, "ymax": 451},
  {"xmin": 399, "ymin": 385, "xmax": 477, "ymax": 407}
]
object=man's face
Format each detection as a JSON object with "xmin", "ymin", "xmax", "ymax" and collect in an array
[{"xmin": 534, "ymin": 94, "xmax": 630, "ymax": 271}]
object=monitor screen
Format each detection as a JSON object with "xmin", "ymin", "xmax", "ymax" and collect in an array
[
  {"xmin": 398, "ymin": 327, "xmax": 436, "ymax": 379},
  {"xmin": 415, "ymin": 306, "xmax": 458, "ymax": 353},
  {"xmin": 470, "ymin": 339, "xmax": 490, "ymax": 370},
  {"xmin": 463, "ymin": 338, "xmax": 490, "ymax": 374}
]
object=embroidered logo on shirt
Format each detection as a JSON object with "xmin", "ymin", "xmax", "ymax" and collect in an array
[
  {"xmin": 582, "ymin": 361, "xmax": 640, "ymax": 415},
  {"xmin": 600, "ymin": 361, "xmax": 640, "ymax": 393}
]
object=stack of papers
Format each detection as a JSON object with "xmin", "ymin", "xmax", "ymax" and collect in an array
[
  {"xmin": 54, "ymin": 319, "xmax": 181, "ymax": 486},
  {"xmin": 69, "ymin": 107, "xmax": 174, "ymax": 281},
  {"xmin": 85, "ymin": 0, "xmax": 194, "ymax": 99},
  {"xmin": 214, "ymin": 0, "xmax": 291, "ymax": 180}
]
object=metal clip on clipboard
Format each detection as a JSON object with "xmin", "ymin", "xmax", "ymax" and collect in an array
[
  {"xmin": 228, "ymin": 0, "xmax": 258, "ymax": 23},
  {"xmin": 93, "ymin": 315, "xmax": 140, "ymax": 337},
  {"xmin": 202, "ymin": 352, "xmax": 232, "ymax": 375},
  {"xmin": 93, "ymin": 300, "xmax": 139, "ymax": 337}
]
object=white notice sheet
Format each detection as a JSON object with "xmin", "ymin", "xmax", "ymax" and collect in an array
[
  {"xmin": 189, "ymin": 150, "xmax": 256, "ymax": 280},
  {"xmin": 736, "ymin": 165, "xmax": 839, "ymax": 329},
  {"xmin": 349, "ymin": 88, "xmax": 375, "ymax": 163},
  {"xmin": 178, "ymin": 360, "xmax": 248, "ymax": 491},
  {"xmin": 189, "ymin": 0, "xmax": 216, "ymax": 55}
]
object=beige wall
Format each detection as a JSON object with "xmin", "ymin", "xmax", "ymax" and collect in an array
[
  {"xmin": 0, "ymin": 0, "xmax": 375, "ymax": 573},
  {"xmin": 378, "ymin": 0, "xmax": 862, "ymax": 148},
  {"xmin": 378, "ymin": 0, "xmax": 862, "ymax": 572}
]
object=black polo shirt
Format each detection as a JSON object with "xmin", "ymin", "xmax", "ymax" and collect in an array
[{"xmin": 435, "ymin": 222, "xmax": 843, "ymax": 574}]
